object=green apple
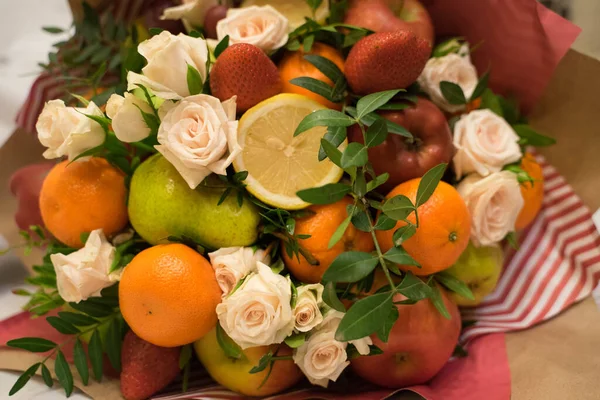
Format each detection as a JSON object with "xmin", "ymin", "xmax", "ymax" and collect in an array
[
  {"xmin": 128, "ymin": 154, "xmax": 261, "ymax": 249},
  {"xmin": 444, "ymin": 242, "xmax": 504, "ymax": 307},
  {"xmin": 194, "ymin": 328, "xmax": 302, "ymax": 397}
]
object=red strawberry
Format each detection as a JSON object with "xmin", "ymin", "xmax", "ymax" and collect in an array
[
  {"xmin": 120, "ymin": 330, "xmax": 181, "ymax": 400},
  {"xmin": 210, "ymin": 43, "xmax": 282, "ymax": 112},
  {"xmin": 344, "ymin": 31, "xmax": 431, "ymax": 95}
]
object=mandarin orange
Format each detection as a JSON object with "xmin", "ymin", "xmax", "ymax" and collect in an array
[
  {"xmin": 119, "ymin": 244, "xmax": 221, "ymax": 347},
  {"xmin": 376, "ymin": 179, "xmax": 471, "ymax": 276},
  {"xmin": 515, "ymin": 152, "xmax": 544, "ymax": 230},
  {"xmin": 39, "ymin": 157, "xmax": 128, "ymax": 248},
  {"xmin": 282, "ymin": 197, "xmax": 374, "ymax": 283}
]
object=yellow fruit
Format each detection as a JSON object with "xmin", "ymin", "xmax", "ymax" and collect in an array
[
  {"xmin": 241, "ymin": 0, "xmax": 329, "ymax": 29},
  {"xmin": 233, "ymin": 93, "xmax": 345, "ymax": 210},
  {"xmin": 194, "ymin": 328, "xmax": 303, "ymax": 397}
]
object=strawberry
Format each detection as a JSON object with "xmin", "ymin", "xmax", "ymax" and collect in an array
[
  {"xmin": 210, "ymin": 43, "xmax": 282, "ymax": 112},
  {"xmin": 120, "ymin": 330, "xmax": 181, "ymax": 400},
  {"xmin": 344, "ymin": 31, "xmax": 431, "ymax": 95}
]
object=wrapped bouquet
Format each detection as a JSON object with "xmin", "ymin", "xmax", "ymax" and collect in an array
[{"xmin": 3, "ymin": 1, "xmax": 595, "ymax": 399}]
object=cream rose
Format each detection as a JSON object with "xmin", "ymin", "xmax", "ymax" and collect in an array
[
  {"xmin": 50, "ymin": 229, "xmax": 121, "ymax": 303},
  {"xmin": 216, "ymin": 262, "xmax": 294, "ymax": 349},
  {"xmin": 161, "ymin": 0, "xmax": 218, "ymax": 27},
  {"xmin": 127, "ymin": 31, "xmax": 208, "ymax": 100},
  {"xmin": 457, "ymin": 171, "xmax": 525, "ymax": 246},
  {"xmin": 293, "ymin": 310, "xmax": 372, "ymax": 387},
  {"xmin": 417, "ymin": 49, "xmax": 478, "ymax": 113},
  {"xmin": 155, "ymin": 94, "xmax": 240, "ymax": 189},
  {"xmin": 452, "ymin": 109, "xmax": 523, "ymax": 179},
  {"xmin": 36, "ymin": 100, "xmax": 105, "ymax": 161},
  {"xmin": 106, "ymin": 93, "xmax": 154, "ymax": 143},
  {"xmin": 293, "ymin": 284, "xmax": 324, "ymax": 332},
  {"xmin": 208, "ymin": 247, "xmax": 270, "ymax": 296},
  {"xmin": 216, "ymin": 6, "xmax": 289, "ymax": 53}
]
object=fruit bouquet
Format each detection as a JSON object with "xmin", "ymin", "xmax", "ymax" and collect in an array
[{"xmin": 3, "ymin": 0, "xmax": 597, "ymax": 399}]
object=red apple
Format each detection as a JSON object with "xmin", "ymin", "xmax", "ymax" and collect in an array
[
  {"xmin": 351, "ymin": 288, "xmax": 461, "ymax": 388},
  {"xmin": 348, "ymin": 97, "xmax": 453, "ymax": 193},
  {"xmin": 344, "ymin": 0, "xmax": 434, "ymax": 44}
]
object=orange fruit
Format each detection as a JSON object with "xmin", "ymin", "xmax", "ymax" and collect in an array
[
  {"xmin": 282, "ymin": 197, "xmax": 374, "ymax": 283},
  {"xmin": 376, "ymin": 179, "xmax": 471, "ymax": 276},
  {"xmin": 278, "ymin": 43, "xmax": 345, "ymax": 110},
  {"xmin": 119, "ymin": 244, "xmax": 221, "ymax": 347},
  {"xmin": 515, "ymin": 152, "xmax": 544, "ymax": 230},
  {"xmin": 39, "ymin": 157, "xmax": 128, "ymax": 248}
]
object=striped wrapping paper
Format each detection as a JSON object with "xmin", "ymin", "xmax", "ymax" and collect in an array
[{"xmin": 150, "ymin": 153, "xmax": 600, "ymax": 399}]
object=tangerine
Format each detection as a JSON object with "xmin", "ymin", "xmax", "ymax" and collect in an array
[
  {"xmin": 278, "ymin": 43, "xmax": 345, "ymax": 109},
  {"xmin": 282, "ymin": 197, "xmax": 374, "ymax": 283},
  {"xmin": 515, "ymin": 152, "xmax": 544, "ymax": 230},
  {"xmin": 39, "ymin": 157, "xmax": 128, "ymax": 248},
  {"xmin": 119, "ymin": 244, "xmax": 221, "ymax": 347},
  {"xmin": 376, "ymin": 179, "xmax": 471, "ymax": 276}
]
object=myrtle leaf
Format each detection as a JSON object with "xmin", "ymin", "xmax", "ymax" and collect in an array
[
  {"xmin": 396, "ymin": 272, "xmax": 431, "ymax": 301},
  {"xmin": 320, "ymin": 138, "xmax": 343, "ymax": 167},
  {"xmin": 513, "ymin": 125, "xmax": 556, "ymax": 147},
  {"xmin": 214, "ymin": 35, "xmax": 229, "ymax": 57},
  {"xmin": 356, "ymin": 90, "xmax": 401, "ymax": 120},
  {"xmin": 290, "ymin": 77, "xmax": 336, "ymax": 102},
  {"xmin": 9, "ymin": 363, "xmax": 40, "ymax": 396},
  {"xmin": 335, "ymin": 292, "xmax": 394, "ymax": 341},
  {"xmin": 322, "ymin": 281, "xmax": 346, "ymax": 312},
  {"xmin": 7, "ymin": 337, "xmax": 56, "ymax": 352},
  {"xmin": 186, "ymin": 64, "xmax": 203, "ymax": 95},
  {"xmin": 416, "ymin": 164, "xmax": 447, "ymax": 207},
  {"xmin": 55, "ymin": 350, "xmax": 74, "ymax": 397},
  {"xmin": 73, "ymin": 339, "xmax": 89, "ymax": 385},
  {"xmin": 375, "ymin": 305, "xmax": 399, "ymax": 343},
  {"xmin": 382, "ymin": 195, "xmax": 414, "ymax": 221},
  {"xmin": 383, "ymin": 247, "xmax": 420, "ymax": 266},
  {"xmin": 470, "ymin": 70, "xmax": 490, "ymax": 101},
  {"xmin": 46, "ymin": 316, "xmax": 79, "ymax": 335},
  {"xmin": 341, "ymin": 142, "xmax": 368, "ymax": 168},
  {"xmin": 374, "ymin": 213, "xmax": 396, "ymax": 231},
  {"xmin": 304, "ymin": 54, "xmax": 344, "ymax": 84},
  {"xmin": 322, "ymin": 251, "xmax": 379, "ymax": 283},
  {"xmin": 436, "ymin": 272, "xmax": 475, "ymax": 301},
  {"xmin": 216, "ymin": 323, "xmax": 244, "ymax": 360},
  {"xmin": 319, "ymin": 126, "xmax": 347, "ymax": 161},
  {"xmin": 297, "ymin": 183, "xmax": 351, "ymax": 205},
  {"xmin": 89, "ymin": 329, "xmax": 103, "ymax": 382},
  {"xmin": 364, "ymin": 119, "xmax": 388, "ymax": 148},
  {"xmin": 429, "ymin": 283, "xmax": 451, "ymax": 319},
  {"xmin": 328, "ymin": 214, "xmax": 352, "ymax": 249},
  {"xmin": 41, "ymin": 364, "xmax": 54, "ymax": 387},
  {"xmin": 294, "ymin": 109, "xmax": 354, "ymax": 136},
  {"xmin": 393, "ymin": 224, "xmax": 417, "ymax": 246},
  {"xmin": 440, "ymin": 81, "xmax": 467, "ymax": 105},
  {"xmin": 366, "ymin": 173, "xmax": 389, "ymax": 193}
]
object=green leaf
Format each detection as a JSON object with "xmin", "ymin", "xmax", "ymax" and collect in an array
[
  {"xmin": 346, "ymin": 107, "xmax": 412, "ymax": 138},
  {"xmin": 303, "ymin": 34, "xmax": 315, "ymax": 52},
  {"xmin": 322, "ymin": 251, "xmax": 379, "ymax": 283},
  {"xmin": 43, "ymin": 26, "xmax": 64, "ymax": 34},
  {"xmin": 297, "ymin": 183, "xmax": 351, "ymax": 205},
  {"xmin": 9, "ymin": 363, "xmax": 40, "ymax": 396},
  {"xmin": 335, "ymin": 292, "xmax": 394, "ymax": 341},
  {"xmin": 90, "ymin": 47, "xmax": 112, "ymax": 65},
  {"xmin": 284, "ymin": 332, "xmax": 307, "ymax": 349},
  {"xmin": 305, "ymin": 0, "xmax": 323, "ymax": 11},
  {"xmin": 364, "ymin": 119, "xmax": 388, "ymax": 148},
  {"xmin": 304, "ymin": 54, "xmax": 344, "ymax": 84},
  {"xmin": 396, "ymin": 272, "xmax": 431, "ymax": 301},
  {"xmin": 55, "ymin": 350, "xmax": 74, "ymax": 397},
  {"xmin": 294, "ymin": 109, "xmax": 354, "ymax": 136},
  {"xmin": 46, "ymin": 316, "xmax": 80, "ymax": 335},
  {"xmin": 81, "ymin": 113, "xmax": 111, "ymax": 133},
  {"xmin": 287, "ymin": 39, "xmax": 301, "ymax": 51},
  {"xmin": 416, "ymin": 163, "xmax": 447, "ymax": 207},
  {"xmin": 290, "ymin": 281, "xmax": 298, "ymax": 308},
  {"xmin": 513, "ymin": 125, "xmax": 556, "ymax": 147},
  {"xmin": 249, "ymin": 352, "xmax": 273, "ymax": 374},
  {"xmin": 327, "ymin": 214, "xmax": 352, "ymax": 249},
  {"xmin": 73, "ymin": 339, "xmax": 89, "ymax": 385},
  {"xmin": 375, "ymin": 305, "xmax": 399, "ymax": 342},
  {"xmin": 378, "ymin": 102, "xmax": 411, "ymax": 111},
  {"xmin": 186, "ymin": 64, "xmax": 203, "ymax": 95},
  {"xmin": 69, "ymin": 301, "xmax": 114, "ymax": 317},
  {"xmin": 179, "ymin": 344, "xmax": 193, "ymax": 369},
  {"xmin": 374, "ymin": 214, "xmax": 396, "ymax": 231},
  {"xmin": 148, "ymin": 27, "xmax": 164, "ymax": 36},
  {"xmin": 432, "ymin": 37, "xmax": 464, "ymax": 57},
  {"xmin": 393, "ymin": 224, "xmax": 417, "ymax": 246},
  {"xmin": 322, "ymin": 281, "xmax": 346, "ymax": 312},
  {"xmin": 319, "ymin": 126, "xmax": 347, "ymax": 161},
  {"xmin": 429, "ymin": 283, "xmax": 451, "ymax": 319},
  {"xmin": 41, "ymin": 364, "xmax": 54, "ymax": 387},
  {"xmin": 341, "ymin": 142, "xmax": 368, "ymax": 168},
  {"xmin": 73, "ymin": 42, "xmax": 101, "ymax": 63},
  {"xmin": 216, "ymin": 323, "xmax": 244, "ymax": 360},
  {"xmin": 88, "ymin": 330, "xmax": 103, "ymax": 382},
  {"xmin": 105, "ymin": 319, "xmax": 123, "ymax": 371},
  {"xmin": 70, "ymin": 93, "xmax": 90, "ymax": 107},
  {"xmin": 480, "ymin": 88, "xmax": 503, "ymax": 117},
  {"xmin": 350, "ymin": 207, "xmax": 370, "ymax": 232},
  {"xmin": 7, "ymin": 337, "xmax": 56, "ymax": 352},
  {"xmin": 382, "ymin": 195, "xmax": 415, "ymax": 221},
  {"xmin": 470, "ymin": 70, "xmax": 490, "ymax": 101},
  {"xmin": 498, "ymin": 96, "xmax": 521, "ymax": 124},
  {"xmin": 356, "ymin": 90, "xmax": 401, "ymax": 120},
  {"xmin": 343, "ymin": 29, "xmax": 369, "ymax": 47},
  {"xmin": 214, "ymin": 35, "xmax": 229, "ymax": 57},
  {"xmin": 506, "ymin": 231, "xmax": 519, "ymax": 250},
  {"xmin": 440, "ymin": 81, "xmax": 467, "ymax": 105},
  {"xmin": 436, "ymin": 272, "xmax": 475, "ymax": 301},
  {"xmin": 289, "ymin": 77, "xmax": 336, "ymax": 102},
  {"xmin": 384, "ymin": 247, "xmax": 420, "ymax": 267},
  {"xmin": 366, "ymin": 173, "xmax": 389, "ymax": 193}
]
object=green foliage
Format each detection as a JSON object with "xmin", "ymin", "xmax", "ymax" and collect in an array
[
  {"xmin": 440, "ymin": 81, "xmax": 467, "ymax": 105},
  {"xmin": 216, "ymin": 323, "xmax": 245, "ymax": 360},
  {"xmin": 187, "ymin": 64, "xmax": 203, "ymax": 96},
  {"xmin": 214, "ymin": 35, "xmax": 230, "ymax": 58},
  {"xmin": 322, "ymin": 252, "xmax": 379, "ymax": 283},
  {"xmin": 435, "ymin": 272, "xmax": 475, "ymax": 301}
]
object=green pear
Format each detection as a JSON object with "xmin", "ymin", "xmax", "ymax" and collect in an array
[
  {"xmin": 444, "ymin": 242, "xmax": 504, "ymax": 307},
  {"xmin": 128, "ymin": 154, "xmax": 261, "ymax": 249}
]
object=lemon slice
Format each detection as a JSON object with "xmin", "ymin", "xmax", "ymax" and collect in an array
[
  {"xmin": 234, "ymin": 94, "xmax": 345, "ymax": 210},
  {"xmin": 241, "ymin": 0, "xmax": 329, "ymax": 29}
]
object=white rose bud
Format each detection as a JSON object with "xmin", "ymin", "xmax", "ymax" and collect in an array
[
  {"xmin": 216, "ymin": 262, "xmax": 295, "ymax": 349},
  {"xmin": 36, "ymin": 99, "xmax": 105, "ymax": 161},
  {"xmin": 216, "ymin": 6, "xmax": 289, "ymax": 53},
  {"xmin": 50, "ymin": 229, "xmax": 121, "ymax": 303},
  {"xmin": 417, "ymin": 48, "xmax": 478, "ymax": 113},
  {"xmin": 293, "ymin": 310, "xmax": 372, "ymax": 388},
  {"xmin": 155, "ymin": 94, "xmax": 240, "ymax": 189},
  {"xmin": 457, "ymin": 171, "xmax": 525, "ymax": 246},
  {"xmin": 161, "ymin": 0, "xmax": 218, "ymax": 27},
  {"xmin": 127, "ymin": 31, "xmax": 208, "ymax": 100},
  {"xmin": 208, "ymin": 247, "xmax": 270, "ymax": 296},
  {"xmin": 106, "ymin": 93, "xmax": 154, "ymax": 143},
  {"xmin": 293, "ymin": 284, "xmax": 324, "ymax": 332},
  {"xmin": 453, "ymin": 109, "xmax": 523, "ymax": 179}
]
